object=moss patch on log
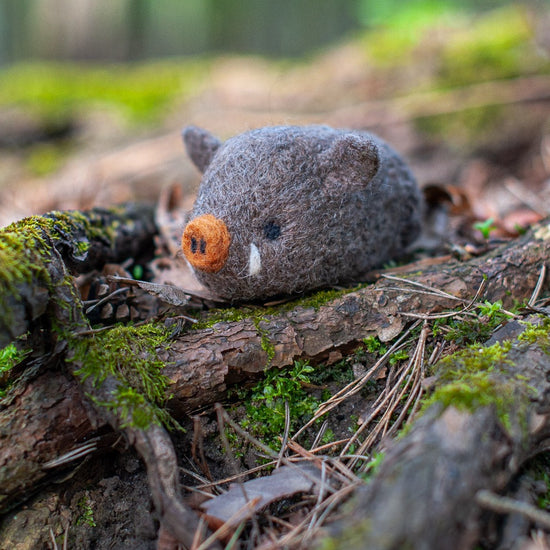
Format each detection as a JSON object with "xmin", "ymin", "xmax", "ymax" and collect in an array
[
  {"xmin": 193, "ymin": 285, "xmax": 364, "ymax": 330},
  {"xmin": 0, "ymin": 216, "xmax": 58, "ymax": 311},
  {"xmin": 421, "ymin": 334, "xmax": 537, "ymax": 433},
  {"xmin": 69, "ymin": 323, "xmax": 179, "ymax": 431},
  {"xmin": 517, "ymin": 317, "xmax": 550, "ymax": 353},
  {"xmin": 191, "ymin": 284, "xmax": 366, "ymax": 367}
]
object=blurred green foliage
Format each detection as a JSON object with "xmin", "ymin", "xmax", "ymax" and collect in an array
[
  {"xmin": 363, "ymin": 3, "xmax": 549, "ymax": 81},
  {"xmin": 359, "ymin": 0, "xmax": 521, "ymax": 27},
  {"xmin": 25, "ymin": 143, "xmax": 69, "ymax": 176},
  {"xmin": 0, "ymin": 60, "xmax": 208, "ymax": 125},
  {"xmin": 437, "ymin": 6, "xmax": 539, "ymax": 87}
]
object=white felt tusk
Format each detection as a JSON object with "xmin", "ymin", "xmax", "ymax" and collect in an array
[{"xmin": 248, "ymin": 243, "xmax": 261, "ymax": 276}]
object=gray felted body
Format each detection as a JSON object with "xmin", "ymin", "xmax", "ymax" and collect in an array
[{"xmin": 182, "ymin": 125, "xmax": 423, "ymax": 302}]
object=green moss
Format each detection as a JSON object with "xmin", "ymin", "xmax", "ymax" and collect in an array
[
  {"xmin": 194, "ymin": 285, "xmax": 362, "ymax": 331},
  {"xmin": 359, "ymin": 0, "xmax": 454, "ymax": 67},
  {"xmin": 254, "ymin": 316, "xmax": 275, "ymax": 364},
  {"xmin": 518, "ymin": 317, "xmax": 550, "ymax": 353},
  {"xmin": 192, "ymin": 306, "xmax": 258, "ymax": 330},
  {"xmin": 0, "ymin": 343, "xmax": 29, "ymax": 398},
  {"xmin": 231, "ymin": 361, "xmax": 320, "ymax": 452},
  {"xmin": 421, "ymin": 340, "xmax": 528, "ymax": 431},
  {"xmin": 409, "ymin": 7, "xmax": 550, "ymax": 150},
  {"xmin": 427, "ymin": 374, "xmax": 512, "ymax": 426},
  {"xmin": 0, "ymin": 209, "xmax": 123, "ymax": 332},
  {"xmin": 0, "ymin": 211, "xmax": 180, "ymax": 430},
  {"xmin": 0, "ymin": 216, "xmax": 57, "ymax": 318},
  {"xmin": 71, "ymin": 323, "xmax": 179, "ymax": 431},
  {"xmin": 288, "ymin": 285, "xmax": 366, "ymax": 312},
  {"xmin": 438, "ymin": 340, "xmax": 512, "ymax": 379}
]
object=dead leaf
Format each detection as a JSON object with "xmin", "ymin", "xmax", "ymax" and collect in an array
[
  {"xmin": 108, "ymin": 275, "xmax": 190, "ymax": 307},
  {"xmin": 201, "ymin": 463, "xmax": 324, "ymax": 528}
]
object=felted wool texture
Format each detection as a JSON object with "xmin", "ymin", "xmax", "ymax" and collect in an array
[{"xmin": 182, "ymin": 125, "xmax": 423, "ymax": 302}]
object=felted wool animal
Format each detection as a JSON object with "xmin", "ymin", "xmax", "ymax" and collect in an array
[{"xmin": 181, "ymin": 125, "xmax": 423, "ymax": 302}]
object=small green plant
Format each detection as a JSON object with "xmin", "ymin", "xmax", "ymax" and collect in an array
[
  {"xmin": 478, "ymin": 299, "xmax": 503, "ymax": 318},
  {"xmin": 363, "ymin": 336, "xmax": 388, "ymax": 355},
  {"xmin": 0, "ymin": 342, "xmax": 29, "ymax": 398},
  {"xmin": 359, "ymin": 451, "xmax": 385, "ymax": 480},
  {"xmin": 389, "ymin": 349, "xmax": 409, "ymax": 365},
  {"xmin": 0, "ymin": 342, "xmax": 24, "ymax": 371},
  {"xmin": 223, "ymin": 428, "xmax": 244, "ymax": 458},
  {"xmin": 234, "ymin": 361, "xmax": 321, "ymax": 451},
  {"xmin": 473, "ymin": 218, "xmax": 497, "ymax": 240},
  {"xmin": 76, "ymin": 493, "xmax": 96, "ymax": 527},
  {"xmin": 433, "ymin": 300, "xmax": 509, "ymax": 346},
  {"xmin": 132, "ymin": 264, "xmax": 144, "ymax": 280},
  {"xmin": 320, "ymin": 427, "xmax": 336, "ymax": 446}
]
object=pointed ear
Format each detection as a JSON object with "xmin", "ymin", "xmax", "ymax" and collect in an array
[
  {"xmin": 182, "ymin": 126, "xmax": 222, "ymax": 173},
  {"xmin": 319, "ymin": 134, "xmax": 380, "ymax": 190}
]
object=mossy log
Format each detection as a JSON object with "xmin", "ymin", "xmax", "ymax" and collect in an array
[
  {"xmin": 2, "ymin": 208, "xmax": 550, "ymax": 545},
  {"xmin": 0, "ymin": 203, "xmax": 156, "ymax": 348}
]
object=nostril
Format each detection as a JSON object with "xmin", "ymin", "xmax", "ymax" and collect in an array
[
  {"xmin": 190, "ymin": 236, "xmax": 207, "ymax": 255},
  {"xmin": 181, "ymin": 214, "xmax": 231, "ymax": 273}
]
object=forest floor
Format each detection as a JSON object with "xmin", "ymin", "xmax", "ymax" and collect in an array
[{"xmin": 2, "ymin": 5, "xmax": 550, "ymax": 549}]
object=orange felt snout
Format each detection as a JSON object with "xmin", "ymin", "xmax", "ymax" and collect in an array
[{"xmin": 181, "ymin": 214, "xmax": 231, "ymax": 273}]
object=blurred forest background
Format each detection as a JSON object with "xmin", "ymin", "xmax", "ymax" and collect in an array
[
  {"xmin": 0, "ymin": 0, "xmax": 520, "ymax": 62},
  {"xmin": 0, "ymin": 0, "xmax": 549, "ymax": 231}
]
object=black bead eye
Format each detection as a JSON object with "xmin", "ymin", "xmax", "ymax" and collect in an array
[{"xmin": 263, "ymin": 221, "xmax": 281, "ymax": 241}]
